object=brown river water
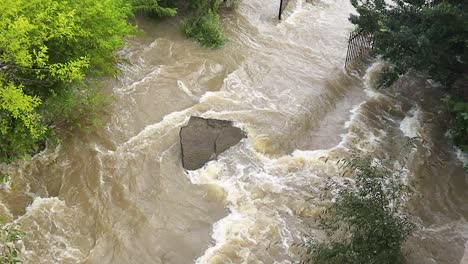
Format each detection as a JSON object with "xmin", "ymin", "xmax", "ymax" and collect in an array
[{"xmin": 0, "ymin": 0, "xmax": 467, "ymax": 263}]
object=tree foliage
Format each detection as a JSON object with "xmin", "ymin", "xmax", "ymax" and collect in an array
[
  {"xmin": 0, "ymin": 0, "xmax": 136, "ymax": 162},
  {"xmin": 304, "ymin": 157, "xmax": 415, "ymax": 264},
  {"xmin": 0, "ymin": 0, "xmax": 134, "ymax": 80},
  {"xmin": 182, "ymin": 0, "xmax": 235, "ymax": 48},
  {"xmin": 133, "ymin": 0, "xmax": 234, "ymax": 48},
  {"xmin": 445, "ymin": 98, "xmax": 468, "ymax": 152},
  {"xmin": 350, "ymin": 0, "xmax": 467, "ymax": 88},
  {"xmin": 131, "ymin": 0, "xmax": 177, "ymax": 18},
  {"xmin": 0, "ymin": 80, "xmax": 46, "ymax": 161},
  {"xmin": 183, "ymin": 9, "xmax": 226, "ymax": 48}
]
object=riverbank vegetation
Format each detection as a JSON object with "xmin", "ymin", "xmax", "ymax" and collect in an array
[
  {"xmin": 302, "ymin": 157, "xmax": 415, "ymax": 263},
  {"xmin": 349, "ymin": 0, "xmax": 468, "ymax": 152},
  {"xmin": 0, "ymin": 221, "xmax": 23, "ymax": 263},
  {"xmin": 0, "ymin": 0, "xmax": 135, "ymax": 162},
  {"xmin": 182, "ymin": 2, "xmax": 226, "ymax": 48},
  {"xmin": 131, "ymin": 0, "xmax": 177, "ymax": 18},
  {"xmin": 181, "ymin": 0, "xmax": 240, "ymax": 48}
]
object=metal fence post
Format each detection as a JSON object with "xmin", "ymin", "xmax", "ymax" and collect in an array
[{"xmin": 279, "ymin": 0, "xmax": 284, "ymax": 20}]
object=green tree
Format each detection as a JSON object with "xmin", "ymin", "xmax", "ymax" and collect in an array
[
  {"xmin": 350, "ymin": 0, "xmax": 467, "ymax": 88},
  {"xmin": 0, "ymin": 80, "xmax": 46, "ymax": 161},
  {"xmin": 0, "ymin": 0, "xmax": 135, "ymax": 82},
  {"xmin": 0, "ymin": 0, "xmax": 136, "ymax": 162}
]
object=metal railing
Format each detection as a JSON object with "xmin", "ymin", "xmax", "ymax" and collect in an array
[{"xmin": 345, "ymin": 30, "xmax": 374, "ymax": 68}]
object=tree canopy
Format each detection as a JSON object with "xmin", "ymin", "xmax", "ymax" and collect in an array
[
  {"xmin": 349, "ymin": 0, "xmax": 468, "ymax": 151},
  {"xmin": 350, "ymin": 0, "xmax": 467, "ymax": 88},
  {"xmin": 0, "ymin": 0, "xmax": 135, "ymax": 162}
]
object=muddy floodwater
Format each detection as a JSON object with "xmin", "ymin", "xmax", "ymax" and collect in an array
[{"xmin": 1, "ymin": 0, "xmax": 467, "ymax": 263}]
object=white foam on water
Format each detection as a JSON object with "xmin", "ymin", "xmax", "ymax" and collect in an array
[
  {"xmin": 419, "ymin": 222, "xmax": 468, "ymax": 264},
  {"xmin": 455, "ymin": 147, "xmax": 468, "ymax": 168},
  {"xmin": 344, "ymin": 102, "xmax": 364, "ymax": 129},
  {"xmin": 188, "ymin": 138, "xmax": 344, "ymax": 263},
  {"xmin": 116, "ymin": 108, "xmax": 193, "ymax": 153},
  {"xmin": 21, "ymin": 197, "xmax": 64, "ymax": 215},
  {"xmin": 177, "ymin": 79, "xmax": 196, "ymax": 99},
  {"xmin": 362, "ymin": 61, "xmax": 387, "ymax": 98},
  {"xmin": 400, "ymin": 108, "xmax": 422, "ymax": 138},
  {"xmin": 334, "ymin": 61, "xmax": 391, "ymax": 150},
  {"xmin": 94, "ymin": 144, "xmax": 111, "ymax": 187},
  {"xmin": 336, "ymin": 100, "xmax": 388, "ymax": 153},
  {"xmin": 17, "ymin": 197, "xmax": 87, "ymax": 264},
  {"xmin": 114, "ymin": 66, "xmax": 162, "ymax": 95},
  {"xmin": 188, "ymin": 31, "xmax": 402, "ymax": 263}
]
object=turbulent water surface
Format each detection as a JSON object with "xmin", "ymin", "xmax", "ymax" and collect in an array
[{"xmin": 1, "ymin": 0, "xmax": 467, "ymax": 263}]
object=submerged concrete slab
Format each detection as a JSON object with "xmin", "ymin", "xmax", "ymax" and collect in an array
[{"xmin": 180, "ymin": 116, "xmax": 246, "ymax": 170}]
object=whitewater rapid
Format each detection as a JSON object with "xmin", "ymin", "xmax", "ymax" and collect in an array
[{"xmin": 0, "ymin": 0, "xmax": 467, "ymax": 263}]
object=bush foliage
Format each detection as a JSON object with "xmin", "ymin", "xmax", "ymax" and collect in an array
[
  {"xmin": 350, "ymin": 0, "xmax": 467, "ymax": 89},
  {"xmin": 183, "ymin": 10, "xmax": 226, "ymax": 48},
  {"xmin": 445, "ymin": 99, "xmax": 468, "ymax": 152},
  {"xmin": 181, "ymin": 0, "xmax": 229, "ymax": 48},
  {"xmin": 0, "ymin": 0, "xmax": 137, "ymax": 162},
  {"xmin": 304, "ymin": 157, "xmax": 415, "ymax": 264},
  {"xmin": 131, "ymin": 0, "xmax": 177, "ymax": 18},
  {"xmin": 0, "ymin": 222, "xmax": 23, "ymax": 264}
]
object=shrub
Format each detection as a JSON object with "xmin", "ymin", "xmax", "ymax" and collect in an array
[
  {"xmin": 0, "ymin": 222, "xmax": 23, "ymax": 263},
  {"xmin": 131, "ymin": 0, "xmax": 177, "ymax": 18},
  {"xmin": 182, "ymin": 10, "xmax": 226, "ymax": 48},
  {"xmin": 304, "ymin": 157, "xmax": 416, "ymax": 264},
  {"xmin": 445, "ymin": 99, "xmax": 468, "ymax": 152}
]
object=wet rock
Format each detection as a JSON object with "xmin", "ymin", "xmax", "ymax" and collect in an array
[{"xmin": 180, "ymin": 116, "xmax": 246, "ymax": 170}]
